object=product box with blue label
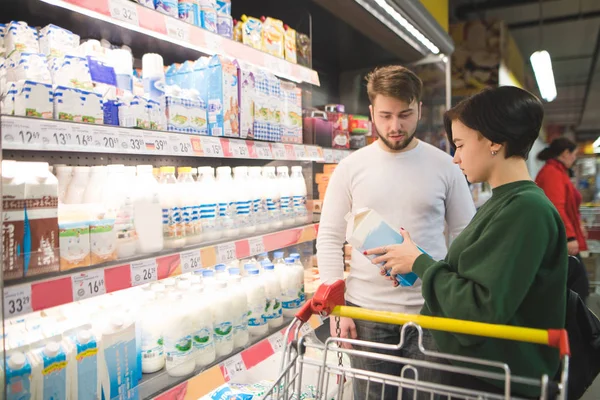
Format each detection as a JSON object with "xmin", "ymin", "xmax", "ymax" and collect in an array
[
  {"xmin": 345, "ymin": 208, "xmax": 420, "ymax": 286},
  {"xmin": 202, "ymin": 55, "xmax": 239, "ymax": 137}
]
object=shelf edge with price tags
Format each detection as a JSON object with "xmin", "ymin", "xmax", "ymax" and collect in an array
[
  {"xmin": 130, "ymin": 259, "xmax": 158, "ymax": 286},
  {"xmin": 1, "ymin": 116, "xmax": 50, "ymax": 150},
  {"xmin": 108, "ymin": 0, "xmax": 140, "ymax": 26},
  {"xmin": 72, "ymin": 270, "xmax": 106, "ymax": 301}
]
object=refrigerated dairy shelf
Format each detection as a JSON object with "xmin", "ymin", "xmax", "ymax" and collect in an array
[
  {"xmin": 20, "ymin": 0, "xmax": 319, "ymax": 85},
  {"xmin": 143, "ymin": 315, "xmax": 323, "ymax": 400},
  {"xmin": 3, "ymin": 223, "xmax": 319, "ymax": 319},
  {"xmin": 2, "ymin": 116, "xmax": 352, "ymax": 163}
]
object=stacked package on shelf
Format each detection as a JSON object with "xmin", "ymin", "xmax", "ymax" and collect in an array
[
  {"xmin": 280, "ymin": 81, "xmax": 302, "ymax": 144},
  {"xmin": 348, "ymin": 114, "xmax": 372, "ymax": 149},
  {"xmin": 315, "ymin": 164, "xmax": 336, "ymax": 205}
]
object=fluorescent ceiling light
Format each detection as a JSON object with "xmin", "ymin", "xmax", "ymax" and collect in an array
[
  {"xmin": 593, "ymin": 136, "xmax": 600, "ymax": 148},
  {"xmin": 357, "ymin": 0, "xmax": 440, "ymax": 54},
  {"xmin": 530, "ymin": 50, "xmax": 557, "ymax": 102}
]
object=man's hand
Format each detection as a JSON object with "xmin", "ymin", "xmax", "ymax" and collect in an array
[
  {"xmin": 330, "ymin": 316, "xmax": 357, "ymax": 349},
  {"xmin": 568, "ymin": 240, "xmax": 580, "ymax": 256}
]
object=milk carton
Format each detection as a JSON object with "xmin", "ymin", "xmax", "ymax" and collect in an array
[
  {"xmin": 4, "ymin": 21, "xmax": 39, "ymax": 55},
  {"xmin": 281, "ymin": 82, "xmax": 302, "ymax": 143},
  {"xmin": 64, "ymin": 327, "xmax": 101, "ymax": 400},
  {"xmin": 39, "ymin": 24, "xmax": 78, "ymax": 59},
  {"xmin": 147, "ymin": 98, "xmax": 166, "ymax": 131},
  {"xmin": 30, "ymin": 339, "xmax": 73, "ymax": 400},
  {"xmin": 253, "ymin": 69, "xmax": 270, "ymax": 141},
  {"xmin": 7, "ymin": 52, "xmax": 52, "ymax": 83},
  {"xmin": 54, "ymin": 86, "xmax": 103, "ymax": 124},
  {"xmin": 2, "ymin": 160, "xmax": 26, "ymax": 280},
  {"xmin": 51, "ymin": 55, "xmax": 93, "ymax": 90},
  {"xmin": 119, "ymin": 95, "xmax": 149, "ymax": 128},
  {"xmin": 2, "ymin": 82, "xmax": 17, "ymax": 115},
  {"xmin": 234, "ymin": 60, "xmax": 254, "ymax": 139},
  {"xmin": 89, "ymin": 219, "xmax": 117, "ymax": 264},
  {"xmin": 58, "ymin": 221, "xmax": 91, "ymax": 271},
  {"xmin": 14, "ymin": 80, "xmax": 53, "ymax": 119},
  {"xmin": 204, "ymin": 55, "xmax": 239, "ymax": 137},
  {"xmin": 345, "ymin": 208, "xmax": 419, "ymax": 287}
]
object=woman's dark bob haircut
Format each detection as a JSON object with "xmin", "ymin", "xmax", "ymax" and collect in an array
[{"xmin": 444, "ymin": 86, "xmax": 544, "ymax": 160}]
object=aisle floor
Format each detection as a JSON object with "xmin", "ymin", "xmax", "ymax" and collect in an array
[{"xmin": 580, "ymin": 293, "xmax": 600, "ymax": 400}]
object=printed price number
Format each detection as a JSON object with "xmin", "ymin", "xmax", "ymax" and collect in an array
[
  {"xmin": 154, "ymin": 139, "xmax": 169, "ymax": 152},
  {"xmin": 129, "ymin": 137, "xmax": 144, "ymax": 151},
  {"xmin": 306, "ymin": 146, "xmax": 322, "ymax": 161},
  {"xmin": 216, "ymin": 242, "xmax": 237, "ymax": 264},
  {"xmin": 254, "ymin": 142, "xmax": 272, "ymax": 159},
  {"xmin": 75, "ymin": 133, "xmax": 94, "ymax": 147},
  {"xmin": 131, "ymin": 259, "xmax": 158, "ymax": 286},
  {"xmin": 72, "ymin": 270, "xmax": 106, "ymax": 301},
  {"xmin": 4, "ymin": 285, "xmax": 33, "ymax": 317},
  {"xmin": 248, "ymin": 237, "xmax": 265, "ymax": 255},
  {"xmin": 294, "ymin": 145, "xmax": 307, "ymax": 160},
  {"xmin": 230, "ymin": 140, "xmax": 249, "ymax": 158},
  {"xmin": 109, "ymin": 0, "xmax": 140, "ymax": 26},
  {"xmin": 52, "ymin": 132, "xmax": 72, "ymax": 146},
  {"xmin": 18, "ymin": 129, "xmax": 42, "ymax": 144},
  {"xmin": 269, "ymin": 332, "xmax": 285, "ymax": 352},
  {"xmin": 271, "ymin": 143, "xmax": 287, "ymax": 160},
  {"xmin": 181, "ymin": 250, "xmax": 202, "ymax": 273},
  {"xmin": 200, "ymin": 137, "xmax": 223, "ymax": 157},
  {"xmin": 223, "ymin": 354, "xmax": 246, "ymax": 381},
  {"xmin": 102, "ymin": 135, "xmax": 120, "ymax": 149},
  {"xmin": 165, "ymin": 18, "xmax": 190, "ymax": 42}
]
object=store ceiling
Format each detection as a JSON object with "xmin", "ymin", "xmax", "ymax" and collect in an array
[{"xmin": 450, "ymin": 0, "xmax": 600, "ymax": 140}]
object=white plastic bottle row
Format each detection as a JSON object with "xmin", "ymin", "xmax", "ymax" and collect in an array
[{"xmin": 54, "ymin": 163, "xmax": 309, "ymax": 256}]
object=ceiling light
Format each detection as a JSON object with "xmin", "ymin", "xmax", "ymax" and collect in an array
[
  {"xmin": 357, "ymin": 0, "xmax": 440, "ymax": 54},
  {"xmin": 530, "ymin": 50, "xmax": 557, "ymax": 102}
]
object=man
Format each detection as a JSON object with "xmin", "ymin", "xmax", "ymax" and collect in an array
[{"xmin": 316, "ymin": 65, "xmax": 475, "ymax": 399}]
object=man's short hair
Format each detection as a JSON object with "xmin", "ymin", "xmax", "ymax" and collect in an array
[{"xmin": 365, "ymin": 65, "xmax": 423, "ymax": 105}]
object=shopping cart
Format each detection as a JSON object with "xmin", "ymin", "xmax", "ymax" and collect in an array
[{"xmin": 263, "ymin": 280, "xmax": 570, "ymax": 400}]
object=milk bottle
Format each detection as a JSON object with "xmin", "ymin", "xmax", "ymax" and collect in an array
[
  {"xmin": 248, "ymin": 166, "xmax": 268, "ymax": 232},
  {"xmin": 178, "ymin": 167, "xmax": 202, "ymax": 244},
  {"xmin": 159, "ymin": 166, "xmax": 186, "ymax": 248},
  {"xmin": 289, "ymin": 253, "xmax": 306, "ymax": 303},
  {"xmin": 227, "ymin": 269, "xmax": 250, "ymax": 348},
  {"xmin": 186, "ymin": 288, "xmax": 216, "ymax": 368},
  {"xmin": 290, "ymin": 166, "xmax": 308, "ymax": 223},
  {"xmin": 263, "ymin": 263, "xmax": 283, "ymax": 327},
  {"xmin": 163, "ymin": 292, "xmax": 196, "ymax": 377},
  {"xmin": 216, "ymin": 167, "xmax": 238, "ymax": 238},
  {"xmin": 65, "ymin": 166, "xmax": 89, "ymax": 204},
  {"xmin": 281, "ymin": 257, "xmax": 302, "ymax": 317},
  {"xmin": 277, "ymin": 166, "xmax": 295, "ymax": 226},
  {"xmin": 245, "ymin": 268, "xmax": 268, "ymax": 336},
  {"xmin": 262, "ymin": 166, "xmax": 282, "ymax": 229},
  {"xmin": 54, "ymin": 164, "xmax": 72, "ymax": 203},
  {"xmin": 83, "ymin": 166, "xmax": 107, "ymax": 204},
  {"xmin": 209, "ymin": 279, "xmax": 234, "ymax": 357},
  {"xmin": 233, "ymin": 166, "xmax": 254, "ymax": 235},
  {"xmin": 133, "ymin": 165, "xmax": 164, "ymax": 253},
  {"xmin": 197, "ymin": 167, "xmax": 220, "ymax": 241},
  {"xmin": 138, "ymin": 292, "xmax": 165, "ymax": 373},
  {"xmin": 113, "ymin": 166, "xmax": 138, "ymax": 259}
]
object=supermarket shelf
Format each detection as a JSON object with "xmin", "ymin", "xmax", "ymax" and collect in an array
[
  {"xmin": 144, "ymin": 314, "xmax": 323, "ymax": 400},
  {"xmin": 1, "ymin": 116, "xmax": 352, "ymax": 163},
  {"xmin": 3, "ymin": 223, "xmax": 320, "ymax": 319},
  {"xmin": 29, "ymin": 0, "xmax": 319, "ymax": 85}
]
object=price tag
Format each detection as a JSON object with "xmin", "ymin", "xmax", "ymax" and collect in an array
[
  {"xmin": 248, "ymin": 237, "xmax": 265, "ymax": 255},
  {"xmin": 268, "ymin": 331, "xmax": 285, "ymax": 353},
  {"xmin": 71, "ymin": 270, "xmax": 106, "ymax": 301},
  {"xmin": 222, "ymin": 354, "xmax": 246, "ymax": 382},
  {"xmin": 131, "ymin": 259, "xmax": 158, "ymax": 286},
  {"xmin": 254, "ymin": 142, "xmax": 273, "ymax": 159},
  {"xmin": 323, "ymin": 148, "xmax": 335, "ymax": 163},
  {"xmin": 144, "ymin": 133, "xmax": 171, "ymax": 154},
  {"xmin": 126, "ymin": 131, "xmax": 146, "ymax": 153},
  {"xmin": 200, "ymin": 136, "xmax": 224, "ymax": 157},
  {"xmin": 1, "ymin": 117, "xmax": 47, "ymax": 150},
  {"xmin": 108, "ymin": 0, "xmax": 140, "ymax": 26},
  {"xmin": 293, "ymin": 145, "xmax": 307, "ymax": 160},
  {"xmin": 306, "ymin": 146, "xmax": 323, "ymax": 161},
  {"xmin": 216, "ymin": 242, "xmax": 237, "ymax": 264},
  {"xmin": 173, "ymin": 136, "xmax": 195, "ymax": 156},
  {"xmin": 333, "ymin": 150, "xmax": 344, "ymax": 163},
  {"xmin": 300, "ymin": 323, "xmax": 313, "ymax": 337},
  {"xmin": 165, "ymin": 17, "xmax": 190, "ymax": 42},
  {"xmin": 94, "ymin": 128, "xmax": 124, "ymax": 152},
  {"xmin": 181, "ymin": 250, "xmax": 202, "ymax": 273},
  {"xmin": 271, "ymin": 143, "xmax": 287, "ymax": 160},
  {"xmin": 229, "ymin": 140, "xmax": 250, "ymax": 158},
  {"xmin": 49, "ymin": 123, "xmax": 79, "ymax": 148},
  {"xmin": 4, "ymin": 284, "xmax": 33, "ymax": 318}
]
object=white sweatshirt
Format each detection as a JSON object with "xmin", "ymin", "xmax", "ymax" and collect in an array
[{"xmin": 316, "ymin": 140, "xmax": 476, "ymax": 314}]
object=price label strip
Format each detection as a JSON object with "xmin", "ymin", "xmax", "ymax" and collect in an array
[
  {"xmin": 131, "ymin": 259, "xmax": 158, "ymax": 286},
  {"xmin": 294, "ymin": 145, "xmax": 307, "ymax": 160},
  {"xmin": 181, "ymin": 250, "xmax": 202, "ymax": 273},
  {"xmin": 200, "ymin": 136, "xmax": 224, "ymax": 157},
  {"xmin": 95, "ymin": 128, "xmax": 125, "ymax": 152},
  {"xmin": 254, "ymin": 142, "xmax": 273, "ymax": 159},
  {"xmin": 222, "ymin": 354, "xmax": 246, "ymax": 382},
  {"xmin": 268, "ymin": 331, "xmax": 285, "ymax": 353},
  {"xmin": 71, "ymin": 270, "xmax": 106, "ymax": 301},
  {"xmin": 4, "ymin": 284, "xmax": 33, "ymax": 318},
  {"xmin": 229, "ymin": 139, "xmax": 250, "ymax": 158},
  {"xmin": 271, "ymin": 143, "xmax": 287, "ymax": 160},
  {"xmin": 323, "ymin": 148, "xmax": 335, "ymax": 163},
  {"xmin": 248, "ymin": 237, "xmax": 265, "ymax": 256},
  {"xmin": 306, "ymin": 146, "xmax": 323, "ymax": 161},
  {"xmin": 108, "ymin": 0, "xmax": 140, "ymax": 26},
  {"xmin": 216, "ymin": 242, "xmax": 237, "ymax": 264},
  {"xmin": 1, "ymin": 117, "xmax": 48, "ymax": 150},
  {"xmin": 165, "ymin": 17, "xmax": 191, "ymax": 42}
]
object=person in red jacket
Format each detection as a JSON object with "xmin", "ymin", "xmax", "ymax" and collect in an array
[{"xmin": 536, "ymin": 137, "xmax": 589, "ymax": 300}]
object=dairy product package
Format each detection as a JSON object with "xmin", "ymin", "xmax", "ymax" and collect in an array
[
  {"xmin": 284, "ymin": 25, "xmax": 297, "ymax": 64},
  {"xmin": 97, "ymin": 315, "xmax": 140, "ymax": 400},
  {"xmin": 280, "ymin": 82, "xmax": 302, "ymax": 144},
  {"xmin": 5, "ymin": 351, "xmax": 38, "ymax": 399},
  {"xmin": 165, "ymin": 95, "xmax": 207, "ymax": 134},
  {"xmin": 58, "ymin": 221, "xmax": 91, "ymax": 271},
  {"xmin": 241, "ymin": 15, "xmax": 262, "ymax": 50},
  {"xmin": 54, "ymin": 86, "xmax": 103, "ymax": 124},
  {"xmin": 253, "ymin": 69, "xmax": 269, "ymax": 141},
  {"xmin": 135, "ymin": 0, "xmax": 155, "ymax": 7},
  {"xmin": 65, "ymin": 327, "xmax": 101, "ymax": 400},
  {"xmin": 50, "ymin": 55, "xmax": 94, "ymax": 90},
  {"xmin": 267, "ymin": 72, "xmax": 282, "ymax": 142},
  {"xmin": 261, "ymin": 17, "xmax": 285, "ymax": 59},
  {"xmin": 39, "ymin": 24, "xmax": 78, "ymax": 58},
  {"xmin": 30, "ymin": 339, "xmax": 73, "ymax": 400},
  {"xmin": 14, "ymin": 80, "xmax": 54, "ymax": 119},
  {"xmin": 179, "ymin": 0, "xmax": 200, "ymax": 26},
  {"xmin": 147, "ymin": 98, "xmax": 166, "ymax": 131},
  {"xmin": 235, "ymin": 60, "xmax": 254, "ymax": 139},
  {"xmin": 216, "ymin": 0, "xmax": 231, "ymax": 15},
  {"xmin": 119, "ymin": 95, "xmax": 149, "ymax": 128},
  {"xmin": 217, "ymin": 13, "xmax": 233, "ymax": 39},
  {"xmin": 4, "ymin": 21, "xmax": 39, "ymax": 55},
  {"xmin": 89, "ymin": 219, "xmax": 117, "ymax": 264},
  {"xmin": 7, "ymin": 52, "xmax": 52, "ymax": 83},
  {"xmin": 2, "ymin": 82, "xmax": 17, "ymax": 115},
  {"xmin": 345, "ymin": 208, "xmax": 419, "ymax": 287},
  {"xmin": 204, "ymin": 55, "xmax": 239, "ymax": 137},
  {"xmin": 200, "ymin": 6, "xmax": 218, "ymax": 33},
  {"xmin": 154, "ymin": 0, "xmax": 178, "ymax": 17}
]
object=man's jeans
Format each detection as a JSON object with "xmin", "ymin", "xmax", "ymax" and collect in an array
[{"xmin": 341, "ymin": 303, "xmax": 437, "ymax": 400}]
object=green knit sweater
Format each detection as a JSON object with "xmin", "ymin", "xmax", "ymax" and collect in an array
[{"xmin": 413, "ymin": 180, "xmax": 567, "ymax": 397}]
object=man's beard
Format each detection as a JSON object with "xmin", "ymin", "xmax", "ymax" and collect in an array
[{"xmin": 376, "ymin": 129, "xmax": 415, "ymax": 151}]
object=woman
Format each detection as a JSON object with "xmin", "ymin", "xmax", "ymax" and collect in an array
[
  {"xmin": 366, "ymin": 86, "xmax": 567, "ymax": 397},
  {"xmin": 536, "ymin": 137, "xmax": 589, "ymax": 300}
]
